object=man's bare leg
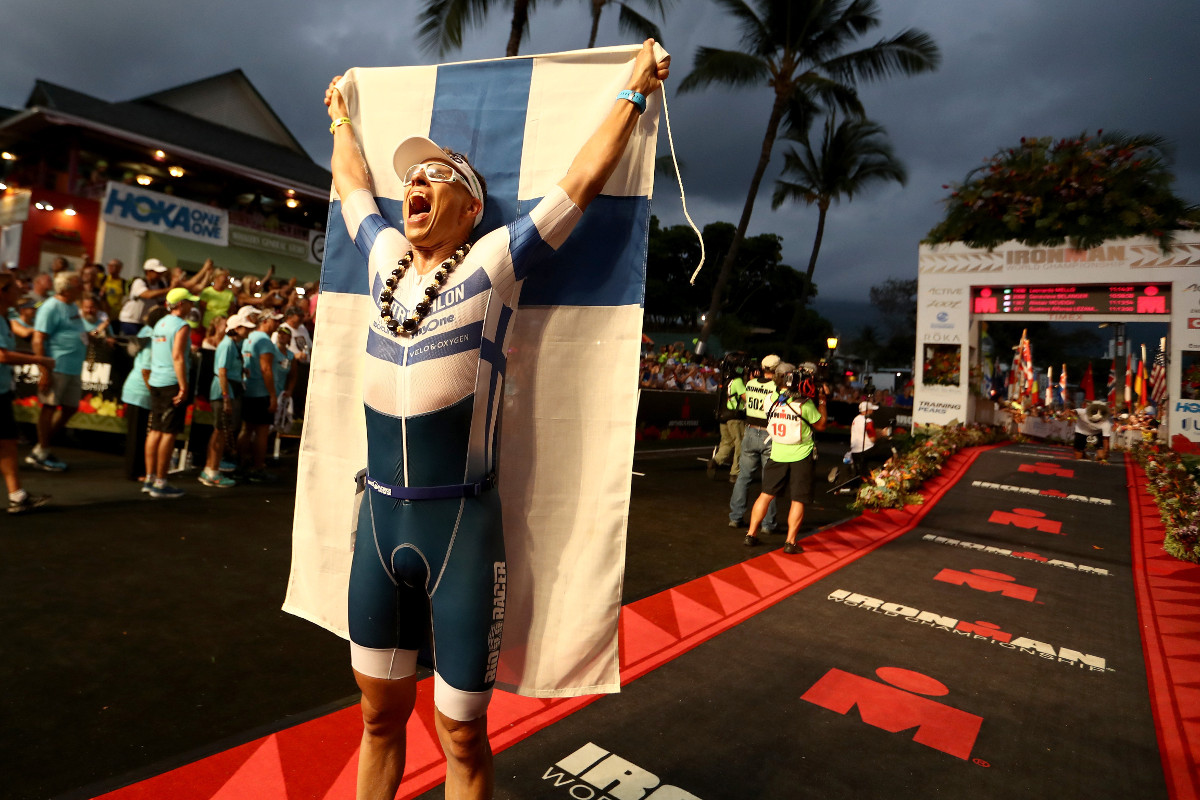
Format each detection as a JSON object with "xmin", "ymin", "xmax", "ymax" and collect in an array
[
  {"xmin": 154, "ymin": 431, "xmax": 175, "ymax": 478},
  {"xmin": 746, "ymin": 492, "xmax": 776, "ymax": 542},
  {"xmin": 434, "ymin": 708, "xmax": 493, "ymax": 800},
  {"xmin": 354, "ymin": 670, "xmax": 417, "ymax": 800}
]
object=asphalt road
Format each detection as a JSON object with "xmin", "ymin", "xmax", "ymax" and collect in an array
[{"xmin": 1, "ymin": 433, "xmax": 857, "ymax": 800}]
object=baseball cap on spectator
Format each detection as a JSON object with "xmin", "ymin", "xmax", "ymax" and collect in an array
[
  {"xmin": 166, "ymin": 287, "xmax": 199, "ymax": 307},
  {"xmin": 258, "ymin": 308, "xmax": 283, "ymax": 320},
  {"xmin": 761, "ymin": 354, "xmax": 781, "ymax": 371},
  {"xmin": 859, "ymin": 401, "xmax": 879, "ymax": 413},
  {"xmin": 227, "ymin": 314, "xmax": 256, "ymax": 330},
  {"xmin": 143, "ymin": 258, "xmax": 168, "ymax": 273}
]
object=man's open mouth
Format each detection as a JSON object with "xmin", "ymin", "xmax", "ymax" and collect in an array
[{"xmin": 408, "ymin": 194, "xmax": 431, "ymax": 218}]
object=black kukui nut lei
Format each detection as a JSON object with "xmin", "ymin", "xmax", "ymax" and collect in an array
[{"xmin": 379, "ymin": 243, "xmax": 471, "ymax": 337}]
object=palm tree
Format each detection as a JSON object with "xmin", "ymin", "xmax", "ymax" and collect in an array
[
  {"xmin": 418, "ymin": 0, "xmax": 672, "ymax": 57},
  {"xmin": 417, "ymin": 0, "xmax": 545, "ymax": 58},
  {"xmin": 678, "ymin": 0, "xmax": 939, "ymax": 353},
  {"xmin": 585, "ymin": 0, "xmax": 674, "ymax": 49},
  {"xmin": 773, "ymin": 113, "xmax": 907, "ymax": 348}
]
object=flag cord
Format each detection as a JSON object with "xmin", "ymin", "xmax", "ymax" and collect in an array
[{"xmin": 659, "ymin": 86, "xmax": 706, "ymax": 284}]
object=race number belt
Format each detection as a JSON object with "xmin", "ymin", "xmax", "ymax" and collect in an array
[{"xmin": 358, "ymin": 470, "xmax": 497, "ymax": 500}]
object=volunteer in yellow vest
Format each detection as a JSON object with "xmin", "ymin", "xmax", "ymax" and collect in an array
[
  {"xmin": 746, "ymin": 362, "xmax": 827, "ymax": 554},
  {"xmin": 709, "ymin": 351, "xmax": 748, "ymax": 482},
  {"xmin": 729, "ymin": 354, "xmax": 781, "ymax": 531}
]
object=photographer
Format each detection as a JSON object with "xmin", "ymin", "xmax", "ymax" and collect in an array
[
  {"xmin": 831, "ymin": 401, "xmax": 895, "ymax": 485},
  {"xmin": 708, "ymin": 351, "xmax": 748, "ymax": 483},
  {"xmin": 728, "ymin": 353, "xmax": 781, "ymax": 531},
  {"xmin": 745, "ymin": 362, "xmax": 827, "ymax": 555}
]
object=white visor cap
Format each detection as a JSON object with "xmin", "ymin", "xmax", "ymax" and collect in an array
[{"xmin": 392, "ymin": 136, "xmax": 485, "ymax": 228}]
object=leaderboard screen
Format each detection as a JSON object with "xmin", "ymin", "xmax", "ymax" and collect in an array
[{"xmin": 971, "ymin": 283, "xmax": 1171, "ymax": 315}]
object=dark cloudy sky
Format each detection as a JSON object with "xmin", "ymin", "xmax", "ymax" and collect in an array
[{"xmin": 3, "ymin": 0, "xmax": 1198, "ymax": 315}]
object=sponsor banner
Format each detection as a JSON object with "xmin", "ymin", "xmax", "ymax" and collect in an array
[
  {"xmin": 636, "ymin": 389, "xmax": 718, "ymax": 437},
  {"xmin": 307, "ymin": 228, "xmax": 325, "ymax": 265},
  {"xmin": 0, "ymin": 188, "xmax": 31, "ymax": 226},
  {"xmin": 102, "ymin": 181, "xmax": 228, "ymax": 246},
  {"xmin": 916, "ymin": 399, "xmax": 963, "ymax": 418},
  {"xmin": 229, "ymin": 225, "xmax": 310, "ymax": 260}
]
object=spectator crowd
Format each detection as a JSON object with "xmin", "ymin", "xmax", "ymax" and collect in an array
[{"xmin": 1, "ymin": 255, "xmax": 318, "ymax": 511}]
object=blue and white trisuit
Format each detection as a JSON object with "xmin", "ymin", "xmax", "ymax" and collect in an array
[{"xmin": 339, "ymin": 186, "xmax": 581, "ymax": 721}]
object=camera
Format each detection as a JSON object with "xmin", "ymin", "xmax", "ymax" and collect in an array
[
  {"xmin": 720, "ymin": 350, "xmax": 748, "ymax": 378},
  {"xmin": 781, "ymin": 363, "xmax": 819, "ymax": 399}
]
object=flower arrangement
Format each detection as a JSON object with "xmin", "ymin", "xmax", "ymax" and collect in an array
[
  {"xmin": 1129, "ymin": 441, "xmax": 1200, "ymax": 564},
  {"xmin": 852, "ymin": 424, "xmax": 1006, "ymax": 510},
  {"xmin": 923, "ymin": 344, "xmax": 961, "ymax": 386}
]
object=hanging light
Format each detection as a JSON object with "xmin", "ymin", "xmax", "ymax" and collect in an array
[
  {"xmin": 136, "ymin": 174, "xmax": 153, "ymax": 186},
  {"xmin": 168, "ymin": 165, "xmax": 185, "ymax": 178},
  {"xmin": 64, "ymin": 206, "xmax": 77, "ymax": 216},
  {"xmin": 0, "ymin": 182, "xmax": 7, "ymax": 191},
  {"xmin": 34, "ymin": 202, "xmax": 44, "ymax": 210},
  {"xmin": 153, "ymin": 150, "xmax": 166, "ymax": 161},
  {"xmin": 285, "ymin": 188, "xmax": 296, "ymax": 197},
  {"xmin": 285, "ymin": 198, "xmax": 299, "ymax": 209},
  {"xmin": 43, "ymin": 203, "xmax": 54, "ymax": 211},
  {"xmin": 1, "ymin": 152, "xmax": 15, "ymax": 161}
]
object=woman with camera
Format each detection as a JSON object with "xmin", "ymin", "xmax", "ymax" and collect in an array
[{"xmin": 745, "ymin": 362, "xmax": 827, "ymax": 554}]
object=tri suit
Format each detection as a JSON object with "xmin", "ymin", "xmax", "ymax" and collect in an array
[{"xmin": 340, "ymin": 186, "xmax": 581, "ymax": 721}]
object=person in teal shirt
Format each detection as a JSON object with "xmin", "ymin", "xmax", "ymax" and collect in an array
[
  {"xmin": 746, "ymin": 363, "xmax": 827, "ymax": 554},
  {"xmin": 120, "ymin": 307, "xmax": 168, "ymax": 481},
  {"xmin": 1, "ymin": 270, "xmax": 56, "ymax": 513},
  {"xmin": 239, "ymin": 310, "xmax": 281, "ymax": 481},
  {"xmin": 29, "ymin": 271, "xmax": 87, "ymax": 471},
  {"xmin": 143, "ymin": 288, "xmax": 197, "ymax": 498},
  {"xmin": 200, "ymin": 313, "xmax": 255, "ymax": 488}
]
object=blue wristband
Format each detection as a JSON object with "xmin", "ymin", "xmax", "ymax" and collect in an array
[{"xmin": 617, "ymin": 89, "xmax": 647, "ymax": 114}]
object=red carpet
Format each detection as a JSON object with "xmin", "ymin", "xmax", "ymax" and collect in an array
[
  {"xmin": 92, "ymin": 445, "xmax": 1200, "ymax": 799},
  {"xmin": 1128, "ymin": 458, "xmax": 1200, "ymax": 800}
]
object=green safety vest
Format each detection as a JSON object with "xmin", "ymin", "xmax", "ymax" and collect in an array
[
  {"xmin": 725, "ymin": 377, "xmax": 747, "ymax": 412},
  {"xmin": 744, "ymin": 378, "xmax": 776, "ymax": 422}
]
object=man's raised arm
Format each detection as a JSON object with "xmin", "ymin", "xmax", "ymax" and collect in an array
[
  {"xmin": 558, "ymin": 39, "xmax": 670, "ymax": 212},
  {"xmin": 325, "ymin": 76, "xmax": 372, "ymax": 202}
]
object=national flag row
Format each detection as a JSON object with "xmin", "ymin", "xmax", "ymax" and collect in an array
[{"xmin": 999, "ymin": 333, "xmax": 1169, "ymax": 411}]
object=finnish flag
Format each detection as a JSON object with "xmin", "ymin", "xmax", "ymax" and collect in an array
[{"xmin": 284, "ymin": 44, "xmax": 661, "ymax": 697}]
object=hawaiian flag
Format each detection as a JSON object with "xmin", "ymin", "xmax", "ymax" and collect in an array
[
  {"xmin": 1107, "ymin": 358, "xmax": 1117, "ymax": 406},
  {"xmin": 1081, "ymin": 361, "xmax": 1095, "ymax": 402},
  {"xmin": 1135, "ymin": 354, "xmax": 1147, "ymax": 409},
  {"xmin": 286, "ymin": 45, "xmax": 661, "ymax": 697},
  {"xmin": 1019, "ymin": 329, "xmax": 1034, "ymax": 401},
  {"xmin": 1008, "ymin": 348, "xmax": 1021, "ymax": 400},
  {"xmin": 1125, "ymin": 352, "xmax": 1134, "ymax": 407},
  {"xmin": 1150, "ymin": 339, "xmax": 1168, "ymax": 407}
]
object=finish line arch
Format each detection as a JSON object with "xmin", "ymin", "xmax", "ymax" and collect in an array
[{"xmin": 913, "ymin": 235, "xmax": 1200, "ymax": 452}]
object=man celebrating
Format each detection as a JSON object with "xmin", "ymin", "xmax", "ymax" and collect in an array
[
  {"xmin": 324, "ymin": 39, "xmax": 669, "ymax": 800},
  {"xmin": 29, "ymin": 271, "xmax": 88, "ymax": 471}
]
